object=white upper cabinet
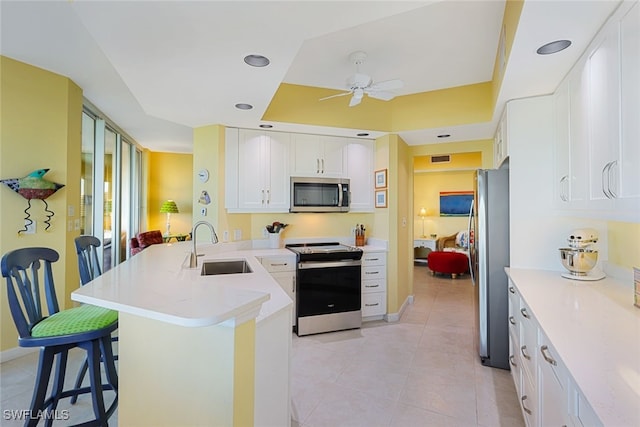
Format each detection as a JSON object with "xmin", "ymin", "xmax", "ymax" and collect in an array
[
  {"xmin": 290, "ymin": 134, "xmax": 347, "ymax": 177},
  {"xmin": 553, "ymin": 0, "xmax": 640, "ymax": 221},
  {"xmin": 494, "ymin": 106, "xmax": 509, "ymax": 168},
  {"xmin": 226, "ymin": 128, "xmax": 290, "ymax": 212},
  {"xmin": 345, "ymin": 138, "xmax": 374, "ymax": 212}
]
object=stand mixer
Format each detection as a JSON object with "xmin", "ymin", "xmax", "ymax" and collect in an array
[{"xmin": 558, "ymin": 228, "xmax": 606, "ymax": 281}]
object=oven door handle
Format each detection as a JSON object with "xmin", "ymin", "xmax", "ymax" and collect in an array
[{"xmin": 298, "ymin": 259, "xmax": 362, "ymax": 269}]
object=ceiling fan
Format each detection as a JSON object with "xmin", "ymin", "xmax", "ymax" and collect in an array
[{"xmin": 320, "ymin": 51, "xmax": 404, "ymax": 107}]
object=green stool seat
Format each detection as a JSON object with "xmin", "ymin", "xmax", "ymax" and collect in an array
[{"xmin": 32, "ymin": 305, "xmax": 117, "ymax": 338}]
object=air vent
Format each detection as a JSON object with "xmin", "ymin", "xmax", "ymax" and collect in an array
[{"xmin": 431, "ymin": 155, "xmax": 451, "ymax": 164}]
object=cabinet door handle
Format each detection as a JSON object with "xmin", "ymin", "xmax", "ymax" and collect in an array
[
  {"xmin": 321, "ymin": 158, "xmax": 325, "ymax": 174},
  {"xmin": 509, "ymin": 355, "xmax": 517, "ymax": 367},
  {"xmin": 520, "ymin": 345, "xmax": 531, "ymax": 360},
  {"xmin": 560, "ymin": 175, "xmax": 569, "ymax": 201},
  {"xmin": 509, "ymin": 316, "xmax": 516, "ymax": 325},
  {"xmin": 266, "ymin": 189, "xmax": 270, "ymax": 205},
  {"xmin": 520, "ymin": 308, "xmax": 530, "ymax": 319},
  {"xmin": 509, "ymin": 286, "xmax": 515, "ymax": 294},
  {"xmin": 316, "ymin": 158, "xmax": 320, "ymax": 174},
  {"xmin": 602, "ymin": 162, "xmax": 615, "ymax": 199},
  {"xmin": 608, "ymin": 160, "xmax": 617, "ymax": 198},
  {"xmin": 292, "ymin": 276, "xmax": 295, "ymax": 293},
  {"xmin": 540, "ymin": 345, "xmax": 557, "ymax": 366},
  {"xmin": 521, "ymin": 395, "xmax": 532, "ymax": 415},
  {"xmin": 261, "ymin": 189, "xmax": 265, "ymax": 205}
]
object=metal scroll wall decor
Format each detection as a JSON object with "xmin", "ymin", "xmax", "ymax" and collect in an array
[{"xmin": 1, "ymin": 168, "xmax": 65, "ymax": 234}]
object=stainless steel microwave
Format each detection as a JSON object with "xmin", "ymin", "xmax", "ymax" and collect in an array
[{"xmin": 290, "ymin": 177, "xmax": 350, "ymax": 213}]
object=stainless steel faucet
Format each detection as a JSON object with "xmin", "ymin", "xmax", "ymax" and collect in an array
[{"xmin": 189, "ymin": 221, "xmax": 218, "ymax": 268}]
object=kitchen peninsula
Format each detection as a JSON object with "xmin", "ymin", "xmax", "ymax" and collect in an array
[{"xmin": 71, "ymin": 241, "xmax": 294, "ymax": 427}]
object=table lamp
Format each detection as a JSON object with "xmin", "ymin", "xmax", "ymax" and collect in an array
[
  {"xmin": 160, "ymin": 200, "xmax": 179, "ymax": 237},
  {"xmin": 419, "ymin": 207, "xmax": 427, "ymax": 237}
]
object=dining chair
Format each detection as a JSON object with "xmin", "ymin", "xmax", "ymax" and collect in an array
[
  {"xmin": 72, "ymin": 235, "xmax": 119, "ymax": 404},
  {"xmin": 1, "ymin": 247, "xmax": 118, "ymax": 427}
]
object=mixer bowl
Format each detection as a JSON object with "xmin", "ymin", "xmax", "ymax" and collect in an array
[{"xmin": 559, "ymin": 248, "xmax": 598, "ymax": 275}]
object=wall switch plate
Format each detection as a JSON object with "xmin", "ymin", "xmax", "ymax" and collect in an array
[
  {"xmin": 68, "ymin": 205, "xmax": 75, "ymax": 217},
  {"xmin": 200, "ymin": 207, "xmax": 207, "ymax": 216},
  {"xmin": 402, "ymin": 217, "xmax": 407, "ymax": 227},
  {"xmin": 222, "ymin": 230, "xmax": 229, "ymax": 242},
  {"xmin": 24, "ymin": 220, "xmax": 36, "ymax": 234}
]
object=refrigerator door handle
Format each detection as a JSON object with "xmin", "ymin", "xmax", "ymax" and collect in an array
[{"xmin": 467, "ymin": 202, "xmax": 475, "ymax": 286}]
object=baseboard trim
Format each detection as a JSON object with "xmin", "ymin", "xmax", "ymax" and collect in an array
[
  {"xmin": 1, "ymin": 346, "xmax": 38, "ymax": 363},
  {"xmin": 384, "ymin": 295, "xmax": 414, "ymax": 322}
]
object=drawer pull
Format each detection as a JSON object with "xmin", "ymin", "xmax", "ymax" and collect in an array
[
  {"xmin": 520, "ymin": 345, "xmax": 531, "ymax": 360},
  {"xmin": 521, "ymin": 395, "xmax": 532, "ymax": 415},
  {"xmin": 509, "ymin": 316, "xmax": 516, "ymax": 325},
  {"xmin": 509, "ymin": 286, "xmax": 515, "ymax": 294},
  {"xmin": 365, "ymin": 271, "xmax": 379, "ymax": 275},
  {"xmin": 509, "ymin": 355, "xmax": 517, "ymax": 367},
  {"xmin": 365, "ymin": 284, "xmax": 379, "ymax": 288},
  {"xmin": 540, "ymin": 345, "xmax": 557, "ymax": 366},
  {"xmin": 365, "ymin": 303, "xmax": 379, "ymax": 307},
  {"xmin": 270, "ymin": 263, "xmax": 288, "ymax": 267},
  {"xmin": 366, "ymin": 257, "xmax": 380, "ymax": 262},
  {"xmin": 520, "ymin": 308, "xmax": 530, "ymax": 319}
]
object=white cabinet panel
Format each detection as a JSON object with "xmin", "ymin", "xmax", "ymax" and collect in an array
[
  {"xmin": 260, "ymin": 255, "xmax": 296, "ymax": 327},
  {"xmin": 345, "ymin": 139, "xmax": 374, "ymax": 211},
  {"xmin": 361, "ymin": 251, "xmax": 386, "ymax": 320},
  {"xmin": 290, "ymin": 134, "xmax": 346, "ymax": 177}
]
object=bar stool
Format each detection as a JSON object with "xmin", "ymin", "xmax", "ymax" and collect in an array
[{"xmin": 1, "ymin": 247, "xmax": 118, "ymax": 427}]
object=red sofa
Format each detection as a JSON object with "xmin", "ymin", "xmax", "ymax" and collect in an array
[{"xmin": 130, "ymin": 230, "xmax": 164, "ymax": 255}]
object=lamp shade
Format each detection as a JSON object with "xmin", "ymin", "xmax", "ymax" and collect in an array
[
  {"xmin": 160, "ymin": 200, "xmax": 179, "ymax": 214},
  {"xmin": 419, "ymin": 207, "xmax": 427, "ymax": 217}
]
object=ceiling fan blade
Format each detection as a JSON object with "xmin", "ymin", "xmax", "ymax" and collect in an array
[
  {"xmin": 319, "ymin": 91, "xmax": 352, "ymax": 101},
  {"xmin": 349, "ymin": 95, "xmax": 362, "ymax": 107},
  {"xmin": 367, "ymin": 90, "xmax": 396, "ymax": 101},
  {"xmin": 370, "ymin": 79, "xmax": 404, "ymax": 91}
]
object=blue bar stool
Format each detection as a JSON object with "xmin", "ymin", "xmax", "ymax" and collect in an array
[{"xmin": 1, "ymin": 247, "xmax": 118, "ymax": 427}]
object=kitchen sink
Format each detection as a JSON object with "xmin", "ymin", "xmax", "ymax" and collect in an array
[{"xmin": 201, "ymin": 259, "xmax": 252, "ymax": 276}]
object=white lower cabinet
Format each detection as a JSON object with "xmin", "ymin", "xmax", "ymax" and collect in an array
[
  {"xmin": 508, "ymin": 278, "xmax": 601, "ymax": 427},
  {"xmin": 260, "ymin": 255, "xmax": 296, "ymax": 327},
  {"xmin": 361, "ymin": 250, "xmax": 386, "ymax": 319}
]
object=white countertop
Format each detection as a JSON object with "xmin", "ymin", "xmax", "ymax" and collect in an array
[
  {"xmin": 506, "ymin": 268, "xmax": 640, "ymax": 426},
  {"xmin": 72, "ymin": 242, "xmax": 293, "ymax": 328}
]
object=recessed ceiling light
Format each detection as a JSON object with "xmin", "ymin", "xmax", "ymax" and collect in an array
[
  {"xmin": 244, "ymin": 54, "xmax": 270, "ymax": 67},
  {"xmin": 235, "ymin": 103, "xmax": 253, "ymax": 110},
  {"xmin": 356, "ymin": 133, "xmax": 369, "ymax": 137},
  {"xmin": 259, "ymin": 124, "xmax": 273, "ymax": 129},
  {"xmin": 437, "ymin": 134, "xmax": 451, "ymax": 138},
  {"xmin": 536, "ymin": 40, "xmax": 572, "ymax": 55}
]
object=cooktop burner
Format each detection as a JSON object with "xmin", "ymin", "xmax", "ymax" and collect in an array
[{"xmin": 286, "ymin": 242, "xmax": 362, "ymax": 261}]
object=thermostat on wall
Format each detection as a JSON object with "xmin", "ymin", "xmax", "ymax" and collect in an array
[{"xmin": 197, "ymin": 169, "xmax": 209, "ymax": 183}]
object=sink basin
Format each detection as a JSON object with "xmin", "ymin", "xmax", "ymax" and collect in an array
[{"xmin": 201, "ymin": 259, "xmax": 252, "ymax": 276}]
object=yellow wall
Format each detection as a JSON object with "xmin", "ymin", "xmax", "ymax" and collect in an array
[
  {"xmin": 607, "ymin": 221, "xmax": 640, "ymax": 269},
  {"xmin": 491, "ymin": 0, "xmax": 524, "ymax": 104},
  {"xmin": 0, "ymin": 56, "xmax": 82, "ymax": 352},
  {"xmin": 414, "ymin": 170, "xmax": 476, "ymax": 239},
  {"xmin": 148, "ymin": 152, "xmax": 193, "ymax": 236}
]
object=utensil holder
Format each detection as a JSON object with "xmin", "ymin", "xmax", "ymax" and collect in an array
[
  {"xmin": 269, "ymin": 233, "xmax": 281, "ymax": 249},
  {"xmin": 355, "ymin": 235, "xmax": 365, "ymax": 247}
]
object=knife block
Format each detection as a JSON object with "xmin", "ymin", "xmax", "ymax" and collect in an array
[{"xmin": 355, "ymin": 235, "xmax": 365, "ymax": 247}]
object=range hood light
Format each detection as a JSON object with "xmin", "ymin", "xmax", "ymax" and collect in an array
[
  {"xmin": 437, "ymin": 134, "xmax": 451, "ymax": 138},
  {"xmin": 537, "ymin": 40, "xmax": 572, "ymax": 55},
  {"xmin": 356, "ymin": 132, "xmax": 369, "ymax": 137},
  {"xmin": 259, "ymin": 124, "xmax": 273, "ymax": 129}
]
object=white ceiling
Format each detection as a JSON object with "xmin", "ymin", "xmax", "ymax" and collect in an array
[{"xmin": 0, "ymin": 0, "xmax": 621, "ymax": 153}]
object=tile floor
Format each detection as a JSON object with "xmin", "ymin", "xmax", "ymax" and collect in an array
[
  {"xmin": 1, "ymin": 266, "xmax": 524, "ymax": 426},
  {"xmin": 290, "ymin": 267, "xmax": 525, "ymax": 427}
]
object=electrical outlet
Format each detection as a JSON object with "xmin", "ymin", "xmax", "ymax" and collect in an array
[
  {"xmin": 222, "ymin": 230, "xmax": 229, "ymax": 242},
  {"xmin": 234, "ymin": 229, "xmax": 242, "ymax": 241},
  {"xmin": 200, "ymin": 207, "xmax": 207, "ymax": 216},
  {"xmin": 68, "ymin": 205, "xmax": 75, "ymax": 217},
  {"xmin": 74, "ymin": 219, "xmax": 80, "ymax": 230},
  {"xmin": 402, "ymin": 217, "xmax": 407, "ymax": 227},
  {"xmin": 24, "ymin": 220, "xmax": 36, "ymax": 234}
]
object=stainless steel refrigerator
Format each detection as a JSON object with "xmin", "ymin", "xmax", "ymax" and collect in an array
[{"xmin": 468, "ymin": 168, "xmax": 510, "ymax": 370}]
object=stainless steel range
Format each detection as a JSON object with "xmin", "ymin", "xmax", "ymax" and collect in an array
[{"xmin": 286, "ymin": 242, "xmax": 363, "ymax": 336}]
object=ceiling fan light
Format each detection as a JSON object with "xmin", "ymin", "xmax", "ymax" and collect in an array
[
  {"xmin": 244, "ymin": 54, "xmax": 270, "ymax": 67},
  {"xmin": 536, "ymin": 40, "xmax": 571, "ymax": 55}
]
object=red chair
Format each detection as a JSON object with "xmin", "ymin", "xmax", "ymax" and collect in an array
[{"xmin": 130, "ymin": 230, "xmax": 164, "ymax": 255}]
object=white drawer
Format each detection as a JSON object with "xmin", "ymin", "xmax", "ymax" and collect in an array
[
  {"xmin": 362, "ymin": 278, "xmax": 386, "ymax": 293},
  {"xmin": 362, "ymin": 292, "xmax": 386, "ymax": 316},
  {"xmin": 518, "ymin": 299, "xmax": 537, "ymax": 383},
  {"xmin": 362, "ymin": 265, "xmax": 386, "ymax": 280},
  {"xmin": 260, "ymin": 256, "xmax": 295, "ymax": 272},
  {"xmin": 362, "ymin": 252, "xmax": 385, "ymax": 266}
]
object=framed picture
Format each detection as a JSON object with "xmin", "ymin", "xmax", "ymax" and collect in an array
[
  {"xmin": 375, "ymin": 169, "xmax": 387, "ymax": 189},
  {"xmin": 375, "ymin": 189, "xmax": 387, "ymax": 208}
]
